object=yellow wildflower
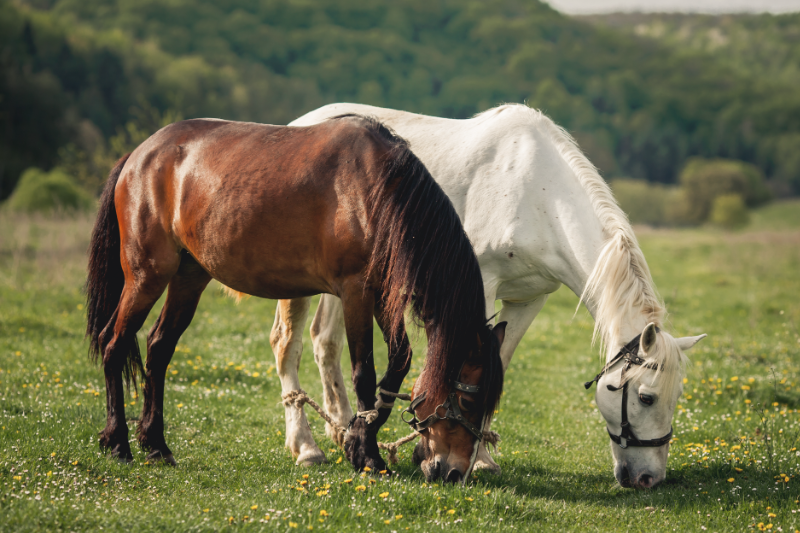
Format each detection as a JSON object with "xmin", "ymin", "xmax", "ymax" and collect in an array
[{"xmin": 379, "ymin": 492, "xmax": 389, "ymax": 498}]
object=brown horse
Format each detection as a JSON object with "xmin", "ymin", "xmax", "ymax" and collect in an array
[{"xmin": 85, "ymin": 115, "xmax": 505, "ymax": 478}]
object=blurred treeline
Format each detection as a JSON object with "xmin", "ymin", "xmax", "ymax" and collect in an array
[{"xmin": 2, "ymin": 0, "xmax": 799, "ymax": 204}]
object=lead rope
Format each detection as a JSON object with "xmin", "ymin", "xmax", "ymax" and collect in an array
[
  {"xmin": 281, "ymin": 389, "xmax": 419, "ymax": 464},
  {"xmin": 281, "ymin": 388, "xmax": 501, "ymax": 465}
]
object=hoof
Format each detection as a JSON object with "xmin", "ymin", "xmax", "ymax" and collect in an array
[
  {"xmin": 344, "ymin": 418, "xmax": 387, "ymax": 474},
  {"xmin": 104, "ymin": 440, "xmax": 133, "ymax": 463},
  {"xmin": 296, "ymin": 448, "xmax": 328, "ymax": 467},
  {"xmin": 112, "ymin": 447, "xmax": 133, "ymax": 464},
  {"xmin": 473, "ymin": 446, "xmax": 501, "ymax": 475},
  {"xmin": 473, "ymin": 459, "xmax": 502, "ymax": 475},
  {"xmin": 146, "ymin": 449, "xmax": 177, "ymax": 466}
]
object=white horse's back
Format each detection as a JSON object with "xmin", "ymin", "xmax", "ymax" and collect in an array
[{"xmin": 293, "ymin": 103, "xmax": 603, "ymax": 304}]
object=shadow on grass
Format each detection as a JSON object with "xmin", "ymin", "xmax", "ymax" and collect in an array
[{"xmin": 390, "ymin": 458, "xmax": 799, "ymax": 512}]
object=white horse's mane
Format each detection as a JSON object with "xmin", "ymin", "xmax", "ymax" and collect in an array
[{"xmin": 477, "ymin": 104, "xmax": 686, "ymax": 388}]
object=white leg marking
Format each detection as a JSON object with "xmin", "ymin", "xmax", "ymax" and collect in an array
[
  {"xmin": 474, "ymin": 295, "xmax": 548, "ymax": 474},
  {"xmin": 271, "ymin": 298, "xmax": 327, "ymax": 466},
  {"xmin": 310, "ymin": 294, "xmax": 353, "ymax": 447}
]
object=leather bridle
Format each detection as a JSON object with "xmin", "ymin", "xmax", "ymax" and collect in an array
[
  {"xmin": 402, "ymin": 360, "xmax": 487, "ymax": 482},
  {"xmin": 584, "ymin": 330, "xmax": 673, "ymax": 449}
]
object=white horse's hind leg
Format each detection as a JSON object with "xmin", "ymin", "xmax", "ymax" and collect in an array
[
  {"xmin": 474, "ymin": 295, "xmax": 548, "ymax": 474},
  {"xmin": 310, "ymin": 294, "xmax": 353, "ymax": 447},
  {"xmin": 271, "ymin": 298, "xmax": 327, "ymax": 466}
]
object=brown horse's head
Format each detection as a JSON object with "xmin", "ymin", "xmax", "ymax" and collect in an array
[{"xmin": 410, "ymin": 322, "xmax": 506, "ymax": 484}]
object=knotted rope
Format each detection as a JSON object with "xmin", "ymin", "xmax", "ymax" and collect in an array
[
  {"xmin": 281, "ymin": 388, "xmax": 500, "ymax": 465},
  {"xmin": 281, "ymin": 389, "xmax": 347, "ymax": 442}
]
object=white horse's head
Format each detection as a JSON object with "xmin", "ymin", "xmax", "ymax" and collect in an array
[{"xmin": 593, "ymin": 322, "xmax": 706, "ymax": 489}]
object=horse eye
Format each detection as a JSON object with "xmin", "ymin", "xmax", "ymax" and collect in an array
[
  {"xmin": 458, "ymin": 396, "xmax": 476, "ymax": 412},
  {"xmin": 639, "ymin": 394, "xmax": 655, "ymax": 406}
]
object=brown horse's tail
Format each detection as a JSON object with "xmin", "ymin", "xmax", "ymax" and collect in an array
[{"xmin": 85, "ymin": 154, "xmax": 142, "ymax": 387}]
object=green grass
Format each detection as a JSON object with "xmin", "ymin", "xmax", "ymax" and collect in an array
[{"xmin": 1, "ymin": 202, "xmax": 800, "ymax": 532}]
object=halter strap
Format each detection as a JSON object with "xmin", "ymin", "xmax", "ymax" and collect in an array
[{"xmin": 584, "ymin": 328, "xmax": 672, "ymax": 449}]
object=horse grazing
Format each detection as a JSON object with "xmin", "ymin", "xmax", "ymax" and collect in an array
[
  {"xmin": 85, "ymin": 115, "xmax": 505, "ymax": 479},
  {"xmin": 274, "ymin": 103, "xmax": 707, "ymax": 488}
]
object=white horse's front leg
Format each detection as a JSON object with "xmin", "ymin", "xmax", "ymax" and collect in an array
[
  {"xmin": 474, "ymin": 295, "xmax": 548, "ymax": 474},
  {"xmin": 310, "ymin": 294, "xmax": 353, "ymax": 447},
  {"xmin": 271, "ymin": 298, "xmax": 327, "ymax": 466}
]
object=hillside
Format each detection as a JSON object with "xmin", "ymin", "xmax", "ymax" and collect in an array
[
  {"xmin": 581, "ymin": 12, "xmax": 800, "ymax": 86},
  {"xmin": 2, "ymin": 0, "xmax": 799, "ymax": 199}
]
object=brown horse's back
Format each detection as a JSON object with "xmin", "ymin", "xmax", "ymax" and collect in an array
[{"xmin": 116, "ymin": 117, "xmax": 385, "ymax": 300}]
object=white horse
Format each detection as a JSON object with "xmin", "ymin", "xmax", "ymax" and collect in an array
[{"xmin": 271, "ymin": 103, "xmax": 706, "ymax": 488}]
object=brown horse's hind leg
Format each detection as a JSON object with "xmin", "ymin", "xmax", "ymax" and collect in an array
[
  {"xmin": 98, "ymin": 266, "xmax": 174, "ymax": 462},
  {"xmin": 137, "ymin": 252, "xmax": 210, "ymax": 464}
]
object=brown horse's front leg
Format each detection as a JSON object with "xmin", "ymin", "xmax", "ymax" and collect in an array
[
  {"xmin": 372, "ymin": 297, "xmax": 412, "ymax": 430},
  {"xmin": 340, "ymin": 284, "xmax": 387, "ymax": 474}
]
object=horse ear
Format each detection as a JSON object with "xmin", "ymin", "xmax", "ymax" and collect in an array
[
  {"xmin": 675, "ymin": 333, "xmax": 707, "ymax": 351},
  {"xmin": 640, "ymin": 322, "xmax": 658, "ymax": 355},
  {"xmin": 492, "ymin": 321, "xmax": 507, "ymax": 347}
]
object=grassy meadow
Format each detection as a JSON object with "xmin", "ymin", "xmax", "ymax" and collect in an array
[{"xmin": 1, "ymin": 202, "xmax": 800, "ymax": 531}]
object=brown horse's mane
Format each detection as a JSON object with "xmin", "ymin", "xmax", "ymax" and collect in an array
[{"xmin": 336, "ymin": 114, "xmax": 504, "ymax": 415}]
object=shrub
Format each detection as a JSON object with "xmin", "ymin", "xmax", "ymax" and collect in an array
[
  {"xmin": 710, "ymin": 193, "xmax": 750, "ymax": 229},
  {"xmin": 5, "ymin": 168, "xmax": 94, "ymax": 213},
  {"xmin": 678, "ymin": 158, "xmax": 770, "ymax": 224},
  {"xmin": 610, "ymin": 179, "xmax": 691, "ymax": 226}
]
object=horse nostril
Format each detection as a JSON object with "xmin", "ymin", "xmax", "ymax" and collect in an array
[
  {"xmin": 445, "ymin": 469, "xmax": 463, "ymax": 484},
  {"xmin": 639, "ymin": 474, "xmax": 654, "ymax": 488}
]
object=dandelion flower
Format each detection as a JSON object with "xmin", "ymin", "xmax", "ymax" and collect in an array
[
  {"xmin": 727, "ymin": 478, "xmax": 734, "ymax": 483},
  {"xmin": 343, "ymin": 479, "xmax": 353, "ymax": 484},
  {"xmin": 251, "ymin": 505, "xmax": 258, "ymax": 510},
  {"xmin": 355, "ymin": 485, "xmax": 366, "ymax": 492},
  {"xmin": 363, "ymin": 466, "xmax": 372, "ymax": 472},
  {"xmin": 447, "ymin": 509, "xmax": 456, "ymax": 515},
  {"xmin": 320, "ymin": 510, "xmax": 328, "ymax": 517},
  {"xmin": 336, "ymin": 457, "xmax": 342, "ymax": 464},
  {"xmin": 484, "ymin": 490, "xmax": 491, "ymax": 495},
  {"xmin": 395, "ymin": 515, "xmax": 403, "ymax": 519},
  {"xmin": 379, "ymin": 492, "xmax": 389, "ymax": 498}
]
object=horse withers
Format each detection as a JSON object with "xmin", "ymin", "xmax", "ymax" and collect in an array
[{"xmin": 85, "ymin": 115, "xmax": 504, "ymax": 478}]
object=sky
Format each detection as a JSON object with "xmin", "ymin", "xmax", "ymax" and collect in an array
[{"xmin": 546, "ymin": 0, "xmax": 800, "ymax": 14}]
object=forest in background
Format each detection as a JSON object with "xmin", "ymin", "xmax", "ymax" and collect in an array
[{"xmin": 2, "ymin": 0, "xmax": 799, "ymax": 201}]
